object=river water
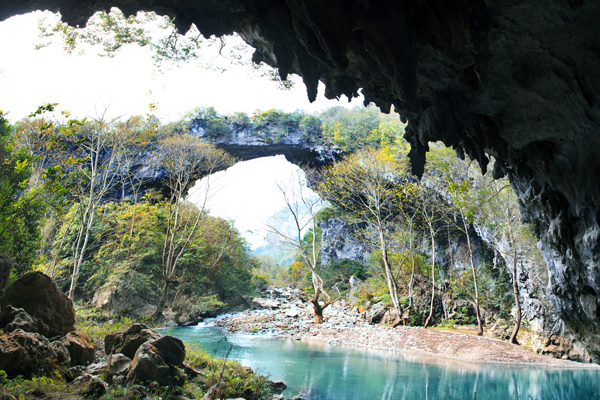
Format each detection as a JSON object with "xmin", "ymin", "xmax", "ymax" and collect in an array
[{"xmin": 162, "ymin": 322, "xmax": 600, "ymax": 400}]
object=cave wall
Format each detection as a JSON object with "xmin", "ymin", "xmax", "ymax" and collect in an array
[{"xmin": 4, "ymin": 0, "xmax": 600, "ymax": 359}]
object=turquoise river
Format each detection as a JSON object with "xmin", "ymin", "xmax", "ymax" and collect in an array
[{"xmin": 162, "ymin": 321, "xmax": 600, "ymax": 400}]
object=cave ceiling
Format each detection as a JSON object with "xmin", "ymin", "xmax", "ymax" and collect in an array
[{"xmin": 4, "ymin": 0, "xmax": 600, "ymax": 358}]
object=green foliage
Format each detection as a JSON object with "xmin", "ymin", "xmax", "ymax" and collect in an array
[
  {"xmin": 0, "ymin": 110, "xmax": 48, "ymax": 278},
  {"xmin": 252, "ymin": 109, "xmax": 303, "ymax": 134},
  {"xmin": 299, "ymin": 114, "xmax": 322, "ymax": 137},
  {"xmin": 184, "ymin": 106, "xmax": 232, "ymax": 137},
  {"xmin": 185, "ymin": 343, "xmax": 274, "ymax": 400},
  {"xmin": 319, "ymin": 105, "xmax": 408, "ymax": 152},
  {"xmin": 185, "ymin": 106, "xmax": 220, "ymax": 121},
  {"xmin": 230, "ymin": 111, "xmax": 251, "ymax": 127},
  {"xmin": 76, "ymin": 309, "xmax": 157, "ymax": 343},
  {"xmin": 49, "ymin": 200, "xmax": 255, "ymax": 307}
]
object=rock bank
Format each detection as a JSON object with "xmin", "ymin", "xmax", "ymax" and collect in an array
[{"xmin": 216, "ymin": 287, "xmax": 599, "ymax": 368}]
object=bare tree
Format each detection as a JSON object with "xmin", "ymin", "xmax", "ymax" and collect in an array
[
  {"xmin": 417, "ymin": 186, "xmax": 449, "ymax": 329},
  {"xmin": 267, "ymin": 169, "xmax": 332, "ymax": 324},
  {"xmin": 154, "ymin": 134, "xmax": 234, "ymax": 318},
  {"xmin": 484, "ymin": 179, "xmax": 525, "ymax": 344},
  {"xmin": 66, "ymin": 112, "xmax": 137, "ymax": 299}
]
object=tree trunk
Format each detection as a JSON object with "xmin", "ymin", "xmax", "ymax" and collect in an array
[
  {"xmin": 68, "ymin": 206, "xmax": 95, "ymax": 300},
  {"xmin": 424, "ymin": 230, "xmax": 436, "ymax": 328},
  {"xmin": 463, "ymin": 216, "xmax": 483, "ymax": 336},
  {"xmin": 378, "ymin": 230, "xmax": 404, "ymax": 324},
  {"xmin": 509, "ymin": 229, "xmax": 522, "ymax": 344},
  {"xmin": 154, "ymin": 279, "xmax": 170, "ymax": 318},
  {"xmin": 310, "ymin": 289, "xmax": 327, "ymax": 324}
]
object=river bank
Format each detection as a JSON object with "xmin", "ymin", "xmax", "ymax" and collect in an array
[{"xmin": 214, "ymin": 287, "xmax": 599, "ymax": 369}]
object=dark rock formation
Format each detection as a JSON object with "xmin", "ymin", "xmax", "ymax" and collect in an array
[
  {"xmin": 3, "ymin": 0, "xmax": 600, "ymax": 359},
  {"xmin": 82, "ymin": 376, "xmax": 108, "ymax": 399},
  {"xmin": 50, "ymin": 339, "xmax": 71, "ymax": 365},
  {"xmin": 0, "ymin": 305, "xmax": 49, "ymax": 335},
  {"xmin": 63, "ymin": 331, "xmax": 95, "ymax": 366},
  {"xmin": 87, "ymin": 353, "xmax": 132, "ymax": 376},
  {"xmin": 0, "ymin": 329, "xmax": 55, "ymax": 378},
  {"xmin": 147, "ymin": 335, "xmax": 186, "ymax": 367},
  {"xmin": 0, "ymin": 272, "xmax": 76, "ymax": 337},
  {"xmin": 0, "ymin": 255, "xmax": 11, "ymax": 298},
  {"xmin": 367, "ymin": 302, "xmax": 387, "ymax": 325},
  {"xmin": 126, "ymin": 336, "xmax": 187, "ymax": 387},
  {"xmin": 104, "ymin": 323, "xmax": 161, "ymax": 359}
]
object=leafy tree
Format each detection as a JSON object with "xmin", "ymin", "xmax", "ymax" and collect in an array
[
  {"xmin": 319, "ymin": 148, "xmax": 410, "ymax": 325},
  {"xmin": 230, "ymin": 112, "xmax": 251, "ymax": 128},
  {"xmin": 299, "ymin": 114, "xmax": 322, "ymax": 136},
  {"xmin": 0, "ymin": 111, "xmax": 48, "ymax": 277},
  {"xmin": 412, "ymin": 184, "xmax": 451, "ymax": 329},
  {"xmin": 480, "ymin": 177, "xmax": 538, "ymax": 344},
  {"xmin": 319, "ymin": 105, "xmax": 407, "ymax": 152},
  {"xmin": 426, "ymin": 144, "xmax": 485, "ymax": 335},
  {"xmin": 51, "ymin": 200, "xmax": 255, "ymax": 310}
]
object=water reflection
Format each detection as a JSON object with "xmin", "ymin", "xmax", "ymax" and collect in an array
[{"xmin": 163, "ymin": 324, "xmax": 600, "ymax": 400}]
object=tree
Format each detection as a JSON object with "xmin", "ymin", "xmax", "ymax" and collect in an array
[
  {"xmin": 0, "ymin": 111, "xmax": 48, "ymax": 278},
  {"xmin": 319, "ymin": 148, "xmax": 409, "ymax": 325},
  {"xmin": 267, "ymin": 170, "xmax": 332, "ymax": 324},
  {"xmin": 448, "ymin": 179, "xmax": 484, "ymax": 335},
  {"xmin": 415, "ymin": 185, "xmax": 451, "ymax": 329},
  {"xmin": 481, "ymin": 178, "xmax": 528, "ymax": 344},
  {"xmin": 425, "ymin": 144, "xmax": 484, "ymax": 333},
  {"xmin": 65, "ymin": 112, "xmax": 139, "ymax": 300},
  {"xmin": 154, "ymin": 134, "xmax": 234, "ymax": 317}
]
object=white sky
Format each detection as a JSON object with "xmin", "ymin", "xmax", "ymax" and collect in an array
[
  {"xmin": 188, "ymin": 155, "xmax": 320, "ymax": 248},
  {"xmin": 0, "ymin": 11, "xmax": 362, "ymax": 249},
  {"xmin": 0, "ymin": 11, "xmax": 363, "ymax": 122}
]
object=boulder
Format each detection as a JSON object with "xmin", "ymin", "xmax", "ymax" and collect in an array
[
  {"xmin": 86, "ymin": 353, "xmax": 132, "ymax": 376},
  {"xmin": 174, "ymin": 312, "xmax": 203, "ymax": 327},
  {"xmin": 0, "ymin": 272, "xmax": 75, "ymax": 337},
  {"xmin": 63, "ymin": 366, "xmax": 85, "ymax": 383},
  {"xmin": 50, "ymin": 339, "xmax": 71, "ymax": 365},
  {"xmin": 270, "ymin": 381, "xmax": 287, "ymax": 394},
  {"xmin": 252, "ymin": 298, "xmax": 280, "ymax": 309},
  {"xmin": 150, "ymin": 335, "xmax": 186, "ymax": 367},
  {"xmin": 72, "ymin": 375, "xmax": 108, "ymax": 399},
  {"xmin": 1, "ymin": 306, "xmax": 49, "ymax": 336},
  {"xmin": 126, "ymin": 337, "xmax": 187, "ymax": 387},
  {"xmin": 285, "ymin": 308, "xmax": 301, "ymax": 318},
  {"xmin": 93, "ymin": 284, "xmax": 156, "ymax": 318},
  {"xmin": 125, "ymin": 385, "xmax": 148, "ymax": 400},
  {"xmin": 82, "ymin": 376, "xmax": 107, "ymax": 399},
  {"xmin": 65, "ymin": 332, "xmax": 95, "ymax": 366},
  {"xmin": 381, "ymin": 308, "xmax": 400, "ymax": 325},
  {"xmin": 104, "ymin": 323, "xmax": 161, "ymax": 359},
  {"xmin": 0, "ymin": 329, "xmax": 55, "ymax": 378},
  {"xmin": 367, "ymin": 303, "xmax": 387, "ymax": 324}
]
